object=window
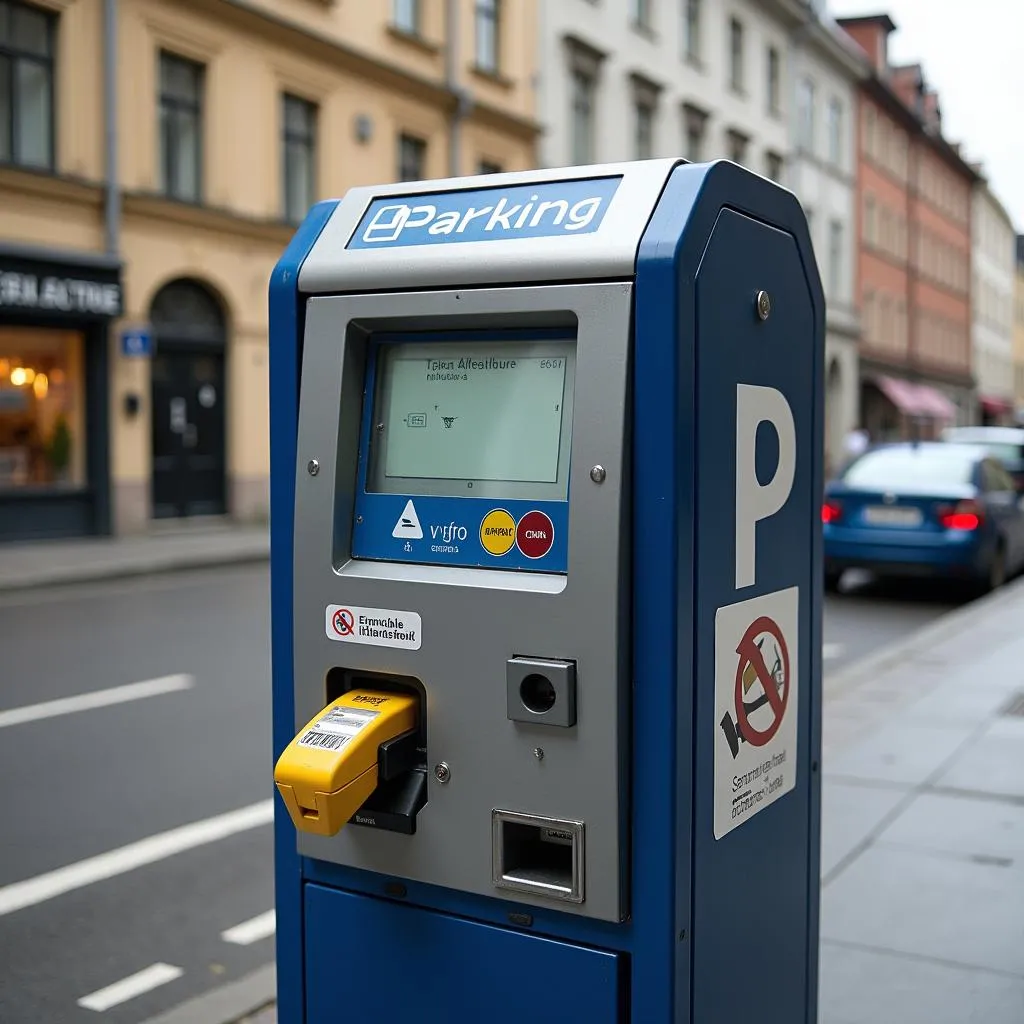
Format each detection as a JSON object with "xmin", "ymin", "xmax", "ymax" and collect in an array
[
  {"xmin": 0, "ymin": 327, "xmax": 87, "ymax": 491},
  {"xmin": 728, "ymin": 17, "xmax": 744, "ymax": 92},
  {"xmin": 397, "ymin": 132, "xmax": 426, "ymax": 181},
  {"xmin": 571, "ymin": 67, "xmax": 596, "ymax": 164},
  {"xmin": 864, "ymin": 195, "xmax": 876, "ymax": 246},
  {"xmin": 475, "ymin": 0, "xmax": 500, "ymax": 74},
  {"xmin": 158, "ymin": 51, "xmax": 204, "ymax": 202},
  {"xmin": 635, "ymin": 99, "xmax": 654, "ymax": 159},
  {"xmin": 281, "ymin": 94, "xmax": 317, "ymax": 224},
  {"xmin": 393, "ymin": 0, "xmax": 420, "ymax": 35},
  {"xmin": 726, "ymin": 127, "xmax": 748, "ymax": 166},
  {"xmin": 797, "ymin": 77, "xmax": 815, "ymax": 152},
  {"xmin": 765, "ymin": 150, "xmax": 783, "ymax": 182},
  {"xmin": 478, "ymin": 159, "xmax": 502, "ymax": 174},
  {"xmin": 630, "ymin": 0, "xmax": 652, "ymax": 30},
  {"xmin": 828, "ymin": 220, "xmax": 843, "ymax": 297},
  {"xmin": 0, "ymin": 0, "xmax": 55, "ymax": 168},
  {"xmin": 683, "ymin": 0, "xmax": 701, "ymax": 62},
  {"xmin": 827, "ymin": 97, "xmax": 842, "ymax": 166},
  {"xmin": 864, "ymin": 104, "xmax": 875, "ymax": 159},
  {"xmin": 682, "ymin": 102, "xmax": 707, "ymax": 162},
  {"xmin": 767, "ymin": 46, "xmax": 780, "ymax": 115}
]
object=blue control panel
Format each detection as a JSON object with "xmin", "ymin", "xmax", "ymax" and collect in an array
[{"xmin": 350, "ymin": 331, "xmax": 572, "ymax": 574}]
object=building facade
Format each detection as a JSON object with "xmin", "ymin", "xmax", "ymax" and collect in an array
[
  {"xmin": 839, "ymin": 15, "xmax": 978, "ymax": 442},
  {"xmin": 1015, "ymin": 236, "xmax": 1024, "ymax": 423},
  {"xmin": 787, "ymin": 9, "xmax": 864, "ymax": 475},
  {"xmin": 0, "ymin": 0, "xmax": 539, "ymax": 542},
  {"xmin": 536, "ymin": 0, "xmax": 801, "ymax": 176},
  {"xmin": 971, "ymin": 180, "xmax": 1017, "ymax": 425}
]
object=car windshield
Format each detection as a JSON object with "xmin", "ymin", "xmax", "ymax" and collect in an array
[{"xmin": 842, "ymin": 447, "xmax": 976, "ymax": 490}]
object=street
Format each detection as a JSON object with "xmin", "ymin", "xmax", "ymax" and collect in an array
[{"xmin": 0, "ymin": 563, "xmax": 968, "ymax": 1022}]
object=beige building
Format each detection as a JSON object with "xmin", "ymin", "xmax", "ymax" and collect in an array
[{"xmin": 0, "ymin": 0, "xmax": 539, "ymax": 541}]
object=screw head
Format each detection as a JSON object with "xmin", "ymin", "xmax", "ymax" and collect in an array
[
  {"xmin": 756, "ymin": 290, "xmax": 772, "ymax": 321},
  {"xmin": 307, "ymin": 459, "xmax": 320, "ymax": 476},
  {"xmin": 590, "ymin": 465, "xmax": 606, "ymax": 484},
  {"xmin": 376, "ymin": 422, "xmax": 385, "ymax": 433},
  {"xmin": 533, "ymin": 747, "xmax": 545, "ymax": 761},
  {"xmin": 434, "ymin": 762, "xmax": 451, "ymax": 784}
]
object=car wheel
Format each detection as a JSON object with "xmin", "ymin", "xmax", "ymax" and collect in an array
[
  {"xmin": 824, "ymin": 569, "xmax": 842, "ymax": 593},
  {"xmin": 981, "ymin": 545, "xmax": 1007, "ymax": 594}
]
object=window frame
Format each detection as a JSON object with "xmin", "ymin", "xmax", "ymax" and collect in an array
[
  {"xmin": 281, "ymin": 92, "xmax": 318, "ymax": 225},
  {"xmin": 397, "ymin": 131, "xmax": 427, "ymax": 182},
  {"xmin": 158, "ymin": 49, "xmax": 205, "ymax": 203},
  {"xmin": 683, "ymin": 0, "xmax": 701, "ymax": 63},
  {"xmin": 474, "ymin": 0, "xmax": 501, "ymax": 75},
  {"xmin": 0, "ymin": 0, "xmax": 58, "ymax": 170},
  {"xmin": 826, "ymin": 96, "xmax": 843, "ymax": 166},
  {"xmin": 728, "ymin": 17, "xmax": 744, "ymax": 93},
  {"xmin": 766, "ymin": 45, "xmax": 780, "ymax": 115},
  {"xmin": 392, "ymin": 0, "xmax": 421, "ymax": 36}
]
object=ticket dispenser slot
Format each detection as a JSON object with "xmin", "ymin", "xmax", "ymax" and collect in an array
[{"xmin": 324, "ymin": 668, "xmax": 428, "ymax": 835}]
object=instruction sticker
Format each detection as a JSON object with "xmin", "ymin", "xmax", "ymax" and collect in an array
[
  {"xmin": 325, "ymin": 604, "xmax": 422, "ymax": 650},
  {"xmin": 714, "ymin": 586, "xmax": 799, "ymax": 839},
  {"xmin": 298, "ymin": 706, "xmax": 378, "ymax": 752}
]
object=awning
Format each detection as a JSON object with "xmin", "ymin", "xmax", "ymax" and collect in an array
[
  {"xmin": 870, "ymin": 375, "xmax": 957, "ymax": 421},
  {"xmin": 980, "ymin": 394, "xmax": 1015, "ymax": 416}
]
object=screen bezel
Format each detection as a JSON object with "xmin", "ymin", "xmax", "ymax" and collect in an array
[{"xmin": 362, "ymin": 329, "xmax": 577, "ymax": 503}]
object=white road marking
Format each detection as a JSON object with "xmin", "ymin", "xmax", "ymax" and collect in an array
[
  {"xmin": 78, "ymin": 963, "xmax": 183, "ymax": 1012},
  {"xmin": 822, "ymin": 643, "xmax": 845, "ymax": 661},
  {"xmin": 0, "ymin": 800, "xmax": 274, "ymax": 919},
  {"xmin": 0, "ymin": 675, "xmax": 194, "ymax": 730},
  {"xmin": 221, "ymin": 909, "xmax": 276, "ymax": 946}
]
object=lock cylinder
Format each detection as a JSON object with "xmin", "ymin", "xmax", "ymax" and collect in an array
[{"xmin": 275, "ymin": 689, "xmax": 418, "ymax": 836}]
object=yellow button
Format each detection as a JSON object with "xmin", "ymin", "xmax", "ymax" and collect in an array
[{"xmin": 480, "ymin": 508, "xmax": 517, "ymax": 556}]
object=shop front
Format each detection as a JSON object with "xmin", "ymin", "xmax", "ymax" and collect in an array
[{"xmin": 0, "ymin": 248, "xmax": 121, "ymax": 542}]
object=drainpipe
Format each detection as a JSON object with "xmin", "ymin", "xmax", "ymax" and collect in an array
[
  {"xmin": 445, "ymin": 0, "xmax": 468, "ymax": 177},
  {"xmin": 103, "ymin": 0, "xmax": 120, "ymax": 256}
]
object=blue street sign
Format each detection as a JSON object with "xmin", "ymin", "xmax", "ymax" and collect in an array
[{"xmin": 120, "ymin": 328, "xmax": 152, "ymax": 358}]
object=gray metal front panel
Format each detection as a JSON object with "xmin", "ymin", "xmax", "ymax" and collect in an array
[
  {"xmin": 298, "ymin": 159, "xmax": 678, "ymax": 293},
  {"xmin": 292, "ymin": 284, "xmax": 631, "ymax": 922}
]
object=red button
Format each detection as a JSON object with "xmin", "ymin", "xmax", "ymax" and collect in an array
[{"xmin": 516, "ymin": 510, "xmax": 554, "ymax": 559}]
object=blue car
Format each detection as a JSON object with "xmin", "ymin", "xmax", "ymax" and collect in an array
[{"xmin": 823, "ymin": 442, "xmax": 1024, "ymax": 593}]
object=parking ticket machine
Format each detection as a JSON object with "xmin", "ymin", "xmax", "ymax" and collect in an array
[{"xmin": 269, "ymin": 159, "xmax": 825, "ymax": 1024}]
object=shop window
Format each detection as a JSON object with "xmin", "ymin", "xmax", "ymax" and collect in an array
[
  {"xmin": 158, "ymin": 50, "xmax": 204, "ymax": 202},
  {"xmin": 397, "ymin": 132, "xmax": 426, "ymax": 182},
  {"xmin": 0, "ymin": 0, "xmax": 56, "ymax": 169},
  {"xmin": 282, "ymin": 93, "xmax": 317, "ymax": 224},
  {"xmin": 0, "ymin": 328, "xmax": 86, "ymax": 491}
]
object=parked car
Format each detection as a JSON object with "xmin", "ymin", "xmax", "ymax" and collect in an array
[
  {"xmin": 823, "ymin": 442, "xmax": 1024, "ymax": 593},
  {"xmin": 940, "ymin": 426, "xmax": 1024, "ymax": 491}
]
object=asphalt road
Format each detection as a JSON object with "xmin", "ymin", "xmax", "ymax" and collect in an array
[{"xmin": 0, "ymin": 562, "xmax": 970, "ymax": 1022}]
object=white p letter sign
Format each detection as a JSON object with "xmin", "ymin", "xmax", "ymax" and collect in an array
[{"xmin": 735, "ymin": 384, "xmax": 796, "ymax": 590}]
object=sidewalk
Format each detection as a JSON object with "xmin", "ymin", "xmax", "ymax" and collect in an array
[
  {"xmin": 0, "ymin": 522, "xmax": 269, "ymax": 593},
  {"xmin": 152, "ymin": 575, "xmax": 1024, "ymax": 1024}
]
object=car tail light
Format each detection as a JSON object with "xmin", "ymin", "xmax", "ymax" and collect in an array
[
  {"xmin": 938, "ymin": 499, "xmax": 985, "ymax": 531},
  {"xmin": 822, "ymin": 500, "xmax": 842, "ymax": 524}
]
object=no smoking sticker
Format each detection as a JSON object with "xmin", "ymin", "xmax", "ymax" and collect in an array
[
  {"xmin": 714, "ymin": 586, "xmax": 798, "ymax": 839},
  {"xmin": 325, "ymin": 604, "xmax": 422, "ymax": 650}
]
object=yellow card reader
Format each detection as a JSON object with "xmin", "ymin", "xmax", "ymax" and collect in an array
[{"xmin": 275, "ymin": 689, "xmax": 418, "ymax": 836}]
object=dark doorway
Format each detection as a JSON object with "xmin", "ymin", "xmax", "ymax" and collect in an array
[{"xmin": 150, "ymin": 280, "xmax": 227, "ymax": 519}]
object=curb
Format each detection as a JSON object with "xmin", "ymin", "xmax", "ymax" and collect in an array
[
  {"xmin": 137, "ymin": 964, "xmax": 276, "ymax": 1024},
  {"xmin": 824, "ymin": 573, "xmax": 1024, "ymax": 703},
  {"xmin": 0, "ymin": 545, "xmax": 269, "ymax": 595}
]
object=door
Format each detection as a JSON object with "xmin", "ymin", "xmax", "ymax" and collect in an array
[{"xmin": 151, "ymin": 349, "xmax": 226, "ymax": 518}]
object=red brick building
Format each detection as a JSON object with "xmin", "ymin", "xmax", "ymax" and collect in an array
[{"xmin": 839, "ymin": 15, "xmax": 979, "ymax": 441}]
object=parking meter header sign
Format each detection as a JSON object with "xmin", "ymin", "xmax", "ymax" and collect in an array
[{"xmin": 713, "ymin": 587, "xmax": 799, "ymax": 840}]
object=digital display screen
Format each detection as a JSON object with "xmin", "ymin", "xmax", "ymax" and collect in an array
[{"xmin": 366, "ymin": 338, "xmax": 576, "ymax": 501}]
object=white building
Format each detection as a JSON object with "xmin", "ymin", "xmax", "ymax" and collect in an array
[
  {"xmin": 536, "ymin": 0, "xmax": 863, "ymax": 471},
  {"xmin": 787, "ymin": 7, "xmax": 866, "ymax": 473},
  {"xmin": 971, "ymin": 180, "xmax": 1017, "ymax": 424},
  {"xmin": 537, "ymin": 0, "xmax": 798, "ymax": 176}
]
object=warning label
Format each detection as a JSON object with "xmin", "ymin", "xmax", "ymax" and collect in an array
[
  {"xmin": 325, "ymin": 604, "xmax": 422, "ymax": 651},
  {"xmin": 713, "ymin": 586, "xmax": 798, "ymax": 839}
]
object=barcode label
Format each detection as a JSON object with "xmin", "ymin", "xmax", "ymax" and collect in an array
[{"xmin": 298, "ymin": 705, "xmax": 379, "ymax": 751}]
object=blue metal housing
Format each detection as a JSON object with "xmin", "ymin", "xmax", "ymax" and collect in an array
[{"xmin": 269, "ymin": 161, "xmax": 824, "ymax": 1023}]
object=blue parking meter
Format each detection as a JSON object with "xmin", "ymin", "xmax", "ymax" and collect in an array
[{"xmin": 269, "ymin": 159, "xmax": 824, "ymax": 1023}]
